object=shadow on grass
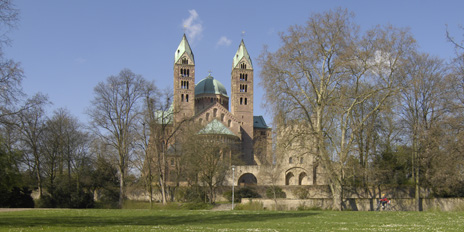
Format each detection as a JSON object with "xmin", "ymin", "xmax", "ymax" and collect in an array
[{"xmin": 0, "ymin": 210, "xmax": 319, "ymax": 228}]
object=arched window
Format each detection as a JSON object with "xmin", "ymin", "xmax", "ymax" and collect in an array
[
  {"xmin": 206, "ymin": 113, "xmax": 210, "ymax": 121},
  {"xmin": 221, "ymin": 113, "xmax": 225, "ymax": 122},
  {"xmin": 289, "ymin": 157, "xmax": 293, "ymax": 164},
  {"xmin": 244, "ymin": 98, "xmax": 247, "ymax": 105},
  {"xmin": 228, "ymin": 120, "xmax": 231, "ymax": 127},
  {"xmin": 299, "ymin": 172, "xmax": 307, "ymax": 185},
  {"xmin": 185, "ymin": 94, "xmax": 189, "ymax": 102},
  {"xmin": 181, "ymin": 94, "xmax": 184, "ymax": 102},
  {"xmin": 286, "ymin": 172, "xmax": 294, "ymax": 185},
  {"xmin": 240, "ymin": 97, "xmax": 243, "ymax": 105},
  {"xmin": 213, "ymin": 108, "xmax": 217, "ymax": 117}
]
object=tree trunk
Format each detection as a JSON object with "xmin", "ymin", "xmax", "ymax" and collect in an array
[
  {"xmin": 118, "ymin": 166, "xmax": 125, "ymax": 208},
  {"xmin": 330, "ymin": 181, "xmax": 343, "ymax": 211}
]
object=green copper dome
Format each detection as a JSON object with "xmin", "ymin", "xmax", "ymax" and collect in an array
[{"xmin": 195, "ymin": 74, "xmax": 228, "ymax": 97}]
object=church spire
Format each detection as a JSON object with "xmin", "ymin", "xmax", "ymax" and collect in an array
[
  {"xmin": 174, "ymin": 34, "xmax": 195, "ymax": 65},
  {"xmin": 233, "ymin": 39, "xmax": 252, "ymax": 69}
]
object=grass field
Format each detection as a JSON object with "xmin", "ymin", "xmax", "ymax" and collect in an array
[{"xmin": 1, "ymin": 208, "xmax": 464, "ymax": 231}]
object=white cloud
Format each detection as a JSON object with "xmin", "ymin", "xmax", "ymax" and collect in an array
[
  {"xmin": 182, "ymin": 9, "xmax": 203, "ymax": 44},
  {"xmin": 216, "ymin": 36, "xmax": 232, "ymax": 47}
]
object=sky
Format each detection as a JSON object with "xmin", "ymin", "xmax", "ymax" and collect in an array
[{"xmin": 4, "ymin": 0, "xmax": 464, "ymax": 126}]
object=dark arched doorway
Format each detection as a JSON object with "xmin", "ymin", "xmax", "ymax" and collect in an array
[
  {"xmin": 238, "ymin": 173, "xmax": 257, "ymax": 186},
  {"xmin": 285, "ymin": 172, "xmax": 294, "ymax": 185}
]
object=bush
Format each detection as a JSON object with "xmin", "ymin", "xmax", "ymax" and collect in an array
[
  {"xmin": 36, "ymin": 195, "xmax": 56, "ymax": 208},
  {"xmin": 222, "ymin": 190, "xmax": 240, "ymax": 203},
  {"xmin": 182, "ymin": 202, "xmax": 213, "ymax": 210},
  {"xmin": 5, "ymin": 187, "xmax": 35, "ymax": 208},
  {"xmin": 266, "ymin": 186, "xmax": 286, "ymax": 199},
  {"xmin": 223, "ymin": 187, "xmax": 261, "ymax": 203},
  {"xmin": 50, "ymin": 182, "xmax": 95, "ymax": 208},
  {"xmin": 234, "ymin": 200, "xmax": 264, "ymax": 210},
  {"xmin": 292, "ymin": 187, "xmax": 309, "ymax": 199},
  {"xmin": 175, "ymin": 186, "xmax": 209, "ymax": 203},
  {"xmin": 236, "ymin": 187, "xmax": 261, "ymax": 200}
]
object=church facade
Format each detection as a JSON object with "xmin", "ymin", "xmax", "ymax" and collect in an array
[
  {"xmin": 172, "ymin": 34, "xmax": 272, "ymax": 168},
  {"xmin": 167, "ymin": 34, "xmax": 323, "ymax": 187}
]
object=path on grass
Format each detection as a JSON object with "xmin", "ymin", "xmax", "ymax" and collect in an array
[
  {"xmin": 212, "ymin": 204, "xmax": 233, "ymax": 211},
  {"xmin": 0, "ymin": 208, "xmax": 34, "ymax": 212}
]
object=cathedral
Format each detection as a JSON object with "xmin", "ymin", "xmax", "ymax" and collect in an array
[
  {"xmin": 166, "ymin": 34, "xmax": 324, "ymax": 188},
  {"xmin": 172, "ymin": 34, "xmax": 272, "ymax": 170}
]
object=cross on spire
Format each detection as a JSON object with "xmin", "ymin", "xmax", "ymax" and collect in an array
[{"xmin": 241, "ymin": 31, "xmax": 246, "ymax": 39}]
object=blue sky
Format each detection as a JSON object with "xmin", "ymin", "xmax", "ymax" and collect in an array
[{"xmin": 4, "ymin": 0, "xmax": 464, "ymax": 125}]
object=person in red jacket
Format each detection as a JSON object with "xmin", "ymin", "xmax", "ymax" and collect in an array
[{"xmin": 379, "ymin": 194, "xmax": 390, "ymax": 209}]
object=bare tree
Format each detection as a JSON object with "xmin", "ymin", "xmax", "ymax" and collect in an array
[
  {"xmin": 132, "ymin": 82, "xmax": 159, "ymax": 208},
  {"xmin": 88, "ymin": 69, "xmax": 148, "ymax": 207},
  {"xmin": 259, "ymin": 8, "xmax": 415, "ymax": 210},
  {"xmin": 400, "ymin": 52, "xmax": 448, "ymax": 210},
  {"xmin": 17, "ymin": 93, "xmax": 49, "ymax": 198},
  {"xmin": 0, "ymin": 0, "xmax": 25, "ymax": 124},
  {"xmin": 146, "ymin": 88, "xmax": 194, "ymax": 204},
  {"xmin": 182, "ymin": 123, "xmax": 239, "ymax": 204},
  {"xmin": 41, "ymin": 108, "xmax": 90, "ymax": 198}
]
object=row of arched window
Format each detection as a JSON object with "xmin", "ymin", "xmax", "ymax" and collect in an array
[
  {"xmin": 200, "ymin": 110, "xmax": 233, "ymax": 128},
  {"xmin": 286, "ymin": 172, "xmax": 308, "ymax": 185},
  {"xmin": 240, "ymin": 84, "xmax": 248, "ymax": 92},
  {"xmin": 180, "ymin": 80, "xmax": 189, "ymax": 89},
  {"xmin": 288, "ymin": 157, "xmax": 304, "ymax": 164},
  {"xmin": 239, "ymin": 73, "xmax": 248, "ymax": 81},
  {"xmin": 239, "ymin": 97, "xmax": 248, "ymax": 105},
  {"xmin": 240, "ymin": 63, "xmax": 247, "ymax": 69},
  {"xmin": 180, "ymin": 68, "xmax": 190, "ymax": 77},
  {"xmin": 180, "ymin": 94, "xmax": 189, "ymax": 102}
]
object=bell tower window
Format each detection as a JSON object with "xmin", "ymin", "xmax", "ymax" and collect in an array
[
  {"xmin": 181, "ymin": 81, "xmax": 189, "ymax": 89},
  {"xmin": 180, "ymin": 69, "xmax": 190, "ymax": 77},
  {"xmin": 240, "ymin": 84, "xmax": 247, "ymax": 92},
  {"xmin": 239, "ymin": 73, "xmax": 248, "ymax": 81},
  {"xmin": 182, "ymin": 58, "xmax": 188, "ymax": 64}
]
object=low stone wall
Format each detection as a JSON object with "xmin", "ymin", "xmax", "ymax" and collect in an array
[{"xmin": 242, "ymin": 198, "xmax": 464, "ymax": 211}]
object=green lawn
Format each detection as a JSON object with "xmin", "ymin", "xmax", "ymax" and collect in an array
[{"xmin": 1, "ymin": 209, "xmax": 464, "ymax": 231}]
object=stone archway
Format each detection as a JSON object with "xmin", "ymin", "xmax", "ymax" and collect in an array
[
  {"xmin": 285, "ymin": 172, "xmax": 294, "ymax": 185},
  {"xmin": 238, "ymin": 173, "xmax": 257, "ymax": 186},
  {"xmin": 299, "ymin": 172, "xmax": 308, "ymax": 185}
]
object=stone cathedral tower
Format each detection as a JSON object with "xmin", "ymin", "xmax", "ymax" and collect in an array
[
  {"xmin": 173, "ymin": 34, "xmax": 196, "ymax": 123},
  {"xmin": 231, "ymin": 40, "xmax": 254, "ymax": 164}
]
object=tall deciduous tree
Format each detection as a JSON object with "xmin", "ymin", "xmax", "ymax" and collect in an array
[
  {"xmin": 182, "ymin": 123, "xmax": 239, "ymax": 204},
  {"xmin": 88, "ymin": 69, "xmax": 148, "ymax": 207},
  {"xmin": 0, "ymin": 0, "xmax": 25, "ymax": 124},
  {"xmin": 17, "ymin": 93, "xmax": 49, "ymax": 198},
  {"xmin": 259, "ymin": 8, "xmax": 415, "ymax": 210},
  {"xmin": 400, "ymin": 52, "xmax": 448, "ymax": 210},
  {"xmin": 133, "ymin": 82, "xmax": 159, "ymax": 208},
  {"xmin": 148, "ymin": 89, "xmax": 188, "ymax": 205}
]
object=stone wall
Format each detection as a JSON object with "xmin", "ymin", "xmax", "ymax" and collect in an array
[{"xmin": 242, "ymin": 198, "xmax": 464, "ymax": 211}]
